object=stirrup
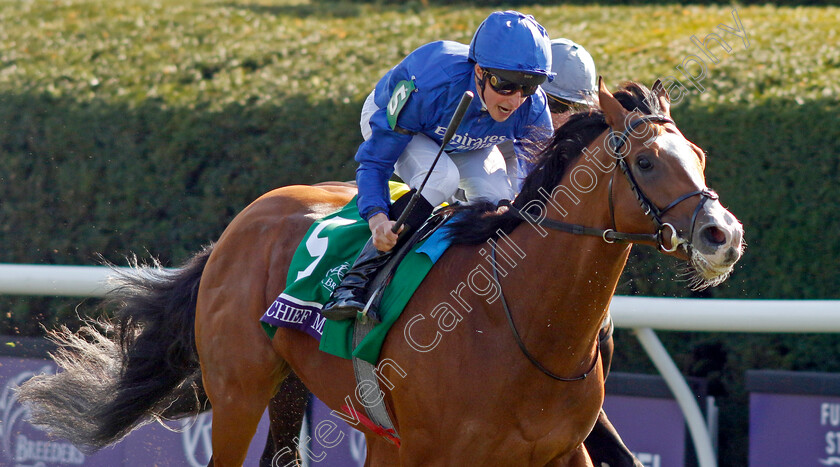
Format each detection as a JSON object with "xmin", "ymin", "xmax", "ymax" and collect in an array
[{"xmin": 359, "ymin": 293, "xmax": 382, "ymax": 325}]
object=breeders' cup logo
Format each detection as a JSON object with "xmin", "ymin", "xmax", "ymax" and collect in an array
[
  {"xmin": 1, "ymin": 366, "xmax": 86, "ymax": 466},
  {"xmin": 321, "ymin": 262, "xmax": 351, "ymax": 293},
  {"xmin": 180, "ymin": 412, "xmax": 212, "ymax": 467}
]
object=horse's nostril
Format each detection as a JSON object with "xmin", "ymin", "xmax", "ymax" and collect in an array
[{"xmin": 701, "ymin": 225, "xmax": 727, "ymax": 245}]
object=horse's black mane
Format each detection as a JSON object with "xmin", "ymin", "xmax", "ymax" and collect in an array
[{"xmin": 445, "ymin": 81, "xmax": 663, "ymax": 245}]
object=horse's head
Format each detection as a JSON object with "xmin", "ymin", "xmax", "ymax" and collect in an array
[
  {"xmin": 445, "ymin": 80, "xmax": 743, "ymax": 290},
  {"xmin": 595, "ymin": 78, "xmax": 744, "ymax": 289}
]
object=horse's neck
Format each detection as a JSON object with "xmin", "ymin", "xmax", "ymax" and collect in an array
[
  {"xmin": 496, "ymin": 228, "xmax": 629, "ymax": 359},
  {"xmin": 493, "ymin": 152, "xmax": 631, "ymax": 374}
]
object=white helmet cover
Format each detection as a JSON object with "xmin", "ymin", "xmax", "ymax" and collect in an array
[{"xmin": 542, "ymin": 38, "xmax": 597, "ymax": 105}]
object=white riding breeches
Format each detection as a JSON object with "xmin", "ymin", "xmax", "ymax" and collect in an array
[{"xmin": 360, "ymin": 91, "xmax": 514, "ymax": 207}]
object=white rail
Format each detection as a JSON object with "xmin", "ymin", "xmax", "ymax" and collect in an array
[
  {"xmin": 611, "ymin": 295, "xmax": 840, "ymax": 333},
  {"xmin": 3, "ymin": 264, "xmax": 839, "ymax": 467},
  {"xmin": 0, "ymin": 264, "xmax": 124, "ymax": 297}
]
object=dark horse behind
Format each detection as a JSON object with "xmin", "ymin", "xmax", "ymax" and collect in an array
[{"xmin": 18, "ymin": 80, "xmax": 743, "ymax": 466}]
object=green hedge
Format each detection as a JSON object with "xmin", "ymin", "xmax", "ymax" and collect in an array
[
  {"xmin": 0, "ymin": 91, "xmax": 362, "ymax": 335},
  {"xmin": 4, "ymin": 93, "xmax": 837, "ymax": 296},
  {"xmin": 0, "ymin": 92, "xmax": 361, "ymax": 266}
]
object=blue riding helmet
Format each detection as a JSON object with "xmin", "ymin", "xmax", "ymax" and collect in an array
[{"xmin": 468, "ymin": 11, "xmax": 555, "ymax": 83}]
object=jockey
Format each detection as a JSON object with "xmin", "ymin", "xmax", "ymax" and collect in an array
[{"xmin": 322, "ymin": 10, "xmax": 554, "ymax": 321}]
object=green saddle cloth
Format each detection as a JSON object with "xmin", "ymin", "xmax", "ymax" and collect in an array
[{"xmin": 259, "ymin": 183, "xmax": 441, "ymax": 364}]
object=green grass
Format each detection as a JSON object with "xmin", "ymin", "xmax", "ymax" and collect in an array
[{"xmin": 2, "ymin": 1, "xmax": 838, "ymax": 109}]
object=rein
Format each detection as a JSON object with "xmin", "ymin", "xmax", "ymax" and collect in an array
[
  {"xmin": 492, "ymin": 115, "xmax": 718, "ymax": 381},
  {"xmin": 490, "ymin": 242, "xmax": 600, "ymax": 382}
]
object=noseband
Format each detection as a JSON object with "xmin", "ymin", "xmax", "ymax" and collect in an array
[{"xmin": 503, "ymin": 115, "xmax": 718, "ymax": 252}]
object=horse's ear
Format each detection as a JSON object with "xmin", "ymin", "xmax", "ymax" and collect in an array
[
  {"xmin": 598, "ymin": 77, "xmax": 628, "ymax": 130},
  {"xmin": 651, "ymin": 79, "xmax": 671, "ymax": 117}
]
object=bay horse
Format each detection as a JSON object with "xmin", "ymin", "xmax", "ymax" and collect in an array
[{"xmin": 18, "ymin": 80, "xmax": 744, "ymax": 466}]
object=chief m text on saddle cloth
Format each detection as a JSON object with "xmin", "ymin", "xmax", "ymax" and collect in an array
[{"xmin": 321, "ymin": 10, "xmax": 555, "ymax": 320}]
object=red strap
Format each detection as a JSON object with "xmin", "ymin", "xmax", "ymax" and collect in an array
[{"xmin": 341, "ymin": 404, "xmax": 401, "ymax": 448}]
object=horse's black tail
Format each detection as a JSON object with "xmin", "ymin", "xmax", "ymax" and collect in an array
[{"xmin": 16, "ymin": 245, "xmax": 214, "ymax": 452}]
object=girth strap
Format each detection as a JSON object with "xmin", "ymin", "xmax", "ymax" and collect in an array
[
  {"xmin": 348, "ymin": 208, "xmax": 454, "ymax": 446},
  {"xmin": 351, "ymin": 318, "xmax": 401, "ymax": 445}
]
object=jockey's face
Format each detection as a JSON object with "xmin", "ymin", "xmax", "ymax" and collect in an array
[{"xmin": 476, "ymin": 65, "xmax": 527, "ymax": 122}]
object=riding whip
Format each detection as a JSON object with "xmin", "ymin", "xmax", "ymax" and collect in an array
[{"xmin": 391, "ymin": 90, "xmax": 474, "ymax": 233}]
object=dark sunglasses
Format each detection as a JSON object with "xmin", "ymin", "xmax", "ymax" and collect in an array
[
  {"xmin": 484, "ymin": 70, "xmax": 539, "ymax": 97},
  {"xmin": 546, "ymin": 93, "xmax": 588, "ymax": 114}
]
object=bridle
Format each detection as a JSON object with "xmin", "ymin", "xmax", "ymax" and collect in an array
[
  {"xmin": 501, "ymin": 114, "xmax": 718, "ymax": 253},
  {"xmin": 608, "ymin": 115, "xmax": 719, "ymax": 252},
  {"xmin": 494, "ymin": 114, "xmax": 719, "ymax": 381}
]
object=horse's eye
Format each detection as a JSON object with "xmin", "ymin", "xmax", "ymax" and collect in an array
[{"xmin": 637, "ymin": 157, "xmax": 653, "ymax": 171}]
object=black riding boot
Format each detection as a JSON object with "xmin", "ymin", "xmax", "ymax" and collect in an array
[{"xmin": 321, "ymin": 239, "xmax": 391, "ymax": 321}]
